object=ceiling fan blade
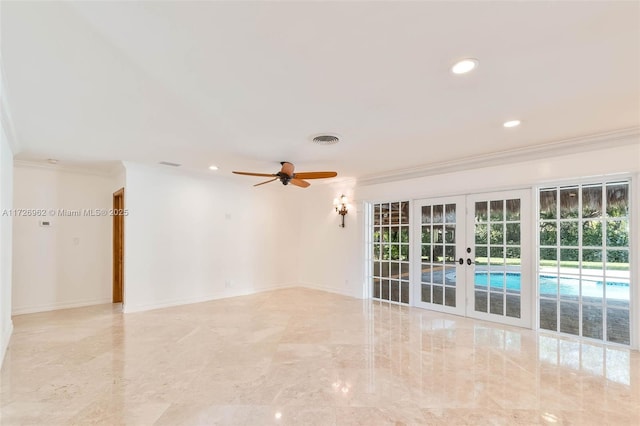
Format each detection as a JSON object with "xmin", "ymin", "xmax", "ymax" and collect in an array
[
  {"xmin": 293, "ymin": 171, "xmax": 338, "ymax": 179},
  {"xmin": 254, "ymin": 178, "xmax": 278, "ymax": 187},
  {"xmin": 232, "ymin": 171, "xmax": 277, "ymax": 177},
  {"xmin": 290, "ymin": 178, "xmax": 310, "ymax": 188},
  {"xmin": 280, "ymin": 162, "xmax": 295, "ymax": 176}
]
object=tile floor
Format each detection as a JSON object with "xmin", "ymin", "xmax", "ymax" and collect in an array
[{"xmin": 1, "ymin": 288, "xmax": 639, "ymax": 425}]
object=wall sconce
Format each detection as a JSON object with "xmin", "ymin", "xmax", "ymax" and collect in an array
[{"xmin": 333, "ymin": 194, "xmax": 349, "ymax": 228}]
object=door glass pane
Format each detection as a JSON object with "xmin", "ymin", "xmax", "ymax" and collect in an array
[
  {"xmin": 432, "ymin": 205, "xmax": 443, "ymax": 223},
  {"xmin": 490, "ymin": 200, "xmax": 504, "ymax": 221},
  {"xmin": 445, "ymin": 204, "xmax": 456, "ymax": 223},
  {"xmin": 476, "ymin": 202, "xmax": 488, "ymax": 221}
]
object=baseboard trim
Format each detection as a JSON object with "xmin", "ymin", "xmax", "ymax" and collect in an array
[
  {"xmin": 299, "ymin": 282, "xmax": 363, "ymax": 299},
  {"xmin": 12, "ymin": 298, "xmax": 113, "ymax": 315},
  {"xmin": 122, "ymin": 283, "xmax": 297, "ymax": 313},
  {"xmin": 1, "ymin": 320, "xmax": 14, "ymax": 369}
]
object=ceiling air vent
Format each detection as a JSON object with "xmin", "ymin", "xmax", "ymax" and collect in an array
[
  {"xmin": 159, "ymin": 161, "xmax": 181, "ymax": 167},
  {"xmin": 312, "ymin": 134, "xmax": 340, "ymax": 145}
]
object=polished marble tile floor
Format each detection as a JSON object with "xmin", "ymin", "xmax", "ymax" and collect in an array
[{"xmin": 1, "ymin": 288, "xmax": 639, "ymax": 425}]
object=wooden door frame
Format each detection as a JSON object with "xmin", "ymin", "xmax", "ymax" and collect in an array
[{"xmin": 113, "ymin": 188, "xmax": 124, "ymax": 303}]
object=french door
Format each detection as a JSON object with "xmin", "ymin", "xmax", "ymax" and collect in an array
[{"xmin": 413, "ymin": 190, "xmax": 532, "ymax": 328}]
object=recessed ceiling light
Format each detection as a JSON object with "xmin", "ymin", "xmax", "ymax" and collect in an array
[
  {"xmin": 47, "ymin": 159, "xmax": 58, "ymax": 164},
  {"xmin": 208, "ymin": 165, "xmax": 219, "ymax": 171},
  {"xmin": 503, "ymin": 120, "xmax": 521, "ymax": 128},
  {"xmin": 451, "ymin": 58, "xmax": 478, "ymax": 74}
]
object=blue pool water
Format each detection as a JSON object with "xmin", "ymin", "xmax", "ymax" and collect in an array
[{"xmin": 472, "ymin": 272, "xmax": 630, "ymax": 300}]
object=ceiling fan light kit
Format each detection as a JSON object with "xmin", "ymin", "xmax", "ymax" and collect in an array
[{"xmin": 232, "ymin": 161, "xmax": 337, "ymax": 189}]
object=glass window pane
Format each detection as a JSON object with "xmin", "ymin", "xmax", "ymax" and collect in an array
[
  {"xmin": 582, "ymin": 305, "xmax": 603, "ymax": 340},
  {"xmin": 582, "ymin": 220, "xmax": 602, "ymax": 247},
  {"xmin": 390, "ymin": 226, "xmax": 399, "ymax": 243},
  {"xmin": 400, "ymin": 202, "xmax": 410, "ymax": 224},
  {"xmin": 421, "ymin": 284, "xmax": 431, "ymax": 303},
  {"xmin": 540, "ymin": 222, "xmax": 557, "ymax": 245},
  {"xmin": 506, "ymin": 199, "xmax": 521, "ymax": 221},
  {"xmin": 490, "ymin": 224, "xmax": 504, "ymax": 245},
  {"xmin": 381, "ymin": 203, "xmax": 390, "ymax": 225},
  {"xmin": 445, "ymin": 287, "xmax": 456, "ymax": 307},
  {"xmin": 506, "ymin": 247, "xmax": 521, "ymax": 261},
  {"xmin": 421, "ymin": 264, "xmax": 432, "ymax": 283},
  {"xmin": 476, "ymin": 224, "xmax": 488, "ymax": 244},
  {"xmin": 490, "ymin": 293, "xmax": 504, "ymax": 315},
  {"xmin": 560, "ymin": 249, "xmax": 579, "ymax": 262},
  {"xmin": 560, "ymin": 187, "xmax": 579, "ymax": 219},
  {"xmin": 506, "ymin": 223, "xmax": 520, "ymax": 245},
  {"xmin": 490, "ymin": 200, "xmax": 504, "ymax": 221},
  {"xmin": 372, "ymin": 278, "xmax": 381, "ymax": 298},
  {"xmin": 400, "ymin": 245, "xmax": 409, "ymax": 261},
  {"xmin": 559, "ymin": 302, "xmax": 579, "ymax": 335},
  {"xmin": 540, "ymin": 299, "xmax": 558, "ymax": 331},
  {"xmin": 445, "ymin": 204, "xmax": 456, "ymax": 223},
  {"xmin": 540, "ymin": 248, "xmax": 557, "ymax": 261},
  {"xmin": 607, "ymin": 308, "xmax": 630, "ymax": 345},
  {"xmin": 390, "ymin": 202, "xmax": 400, "ymax": 225},
  {"xmin": 582, "ymin": 185, "xmax": 602, "ymax": 218},
  {"xmin": 390, "ymin": 262, "xmax": 400, "ymax": 278},
  {"xmin": 422, "ymin": 205, "xmax": 432, "ymax": 224},
  {"xmin": 606, "ymin": 183, "xmax": 629, "ymax": 217},
  {"xmin": 540, "ymin": 189, "xmax": 557, "ymax": 220},
  {"xmin": 381, "ymin": 228, "xmax": 390, "ymax": 243},
  {"xmin": 433, "ymin": 205, "xmax": 443, "ymax": 223},
  {"xmin": 421, "ymin": 245, "xmax": 431, "ymax": 262},
  {"xmin": 506, "ymin": 295, "xmax": 521, "ymax": 318},
  {"xmin": 373, "ymin": 261, "xmax": 380, "ymax": 277},
  {"xmin": 400, "ymin": 226, "xmax": 409, "ymax": 243},
  {"xmin": 433, "ymin": 285, "xmax": 444, "ymax": 305},
  {"xmin": 582, "ymin": 249, "xmax": 603, "ymax": 273},
  {"xmin": 374, "ymin": 204, "xmax": 381, "ymax": 226},
  {"xmin": 390, "ymin": 281, "xmax": 400, "ymax": 302},
  {"xmin": 381, "ymin": 279, "xmax": 390, "ymax": 300},
  {"xmin": 434, "ymin": 226, "xmax": 444, "ymax": 244},
  {"xmin": 445, "ymin": 245, "xmax": 456, "ymax": 264},
  {"xmin": 400, "ymin": 282, "xmax": 409, "ymax": 304},
  {"xmin": 540, "ymin": 276, "xmax": 558, "ymax": 297},
  {"xmin": 560, "ymin": 222, "xmax": 579, "ymax": 246},
  {"xmin": 475, "ymin": 246, "xmax": 488, "ymax": 264},
  {"xmin": 373, "ymin": 244, "xmax": 381, "ymax": 261},
  {"xmin": 422, "ymin": 226, "xmax": 431, "ymax": 244},
  {"xmin": 475, "ymin": 291, "xmax": 488, "ymax": 313},
  {"xmin": 606, "ymin": 250, "xmax": 629, "ymax": 270},
  {"xmin": 445, "ymin": 225, "xmax": 456, "ymax": 244},
  {"xmin": 382, "ymin": 262, "xmax": 390, "ymax": 276},
  {"xmin": 490, "ymin": 247, "xmax": 504, "ymax": 264},
  {"xmin": 475, "ymin": 202, "xmax": 488, "ymax": 222},
  {"xmin": 606, "ymin": 220, "xmax": 629, "ymax": 247},
  {"xmin": 390, "ymin": 245, "xmax": 400, "ymax": 261}
]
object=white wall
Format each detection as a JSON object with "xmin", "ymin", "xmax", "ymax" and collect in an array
[
  {"xmin": 0, "ymin": 125, "xmax": 14, "ymax": 367},
  {"xmin": 122, "ymin": 163, "xmax": 299, "ymax": 312},
  {"xmin": 295, "ymin": 183, "xmax": 363, "ymax": 298},
  {"xmin": 12, "ymin": 165, "xmax": 116, "ymax": 314}
]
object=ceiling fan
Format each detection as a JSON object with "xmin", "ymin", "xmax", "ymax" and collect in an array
[{"xmin": 232, "ymin": 161, "xmax": 337, "ymax": 188}]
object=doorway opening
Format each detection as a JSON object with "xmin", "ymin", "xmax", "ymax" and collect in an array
[{"xmin": 113, "ymin": 188, "xmax": 124, "ymax": 304}]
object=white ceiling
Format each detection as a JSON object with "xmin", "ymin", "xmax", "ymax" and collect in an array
[{"xmin": 2, "ymin": 1, "xmax": 639, "ymax": 181}]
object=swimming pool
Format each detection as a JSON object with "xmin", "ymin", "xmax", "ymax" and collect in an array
[{"xmin": 474, "ymin": 272, "xmax": 629, "ymax": 300}]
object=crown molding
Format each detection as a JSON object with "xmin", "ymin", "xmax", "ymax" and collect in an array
[
  {"xmin": 358, "ymin": 127, "xmax": 640, "ymax": 186},
  {"xmin": 13, "ymin": 159, "xmax": 123, "ymax": 177}
]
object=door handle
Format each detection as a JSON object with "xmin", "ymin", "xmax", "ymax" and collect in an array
[
  {"xmin": 467, "ymin": 258, "xmax": 475, "ymax": 265},
  {"xmin": 458, "ymin": 258, "xmax": 464, "ymax": 265}
]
